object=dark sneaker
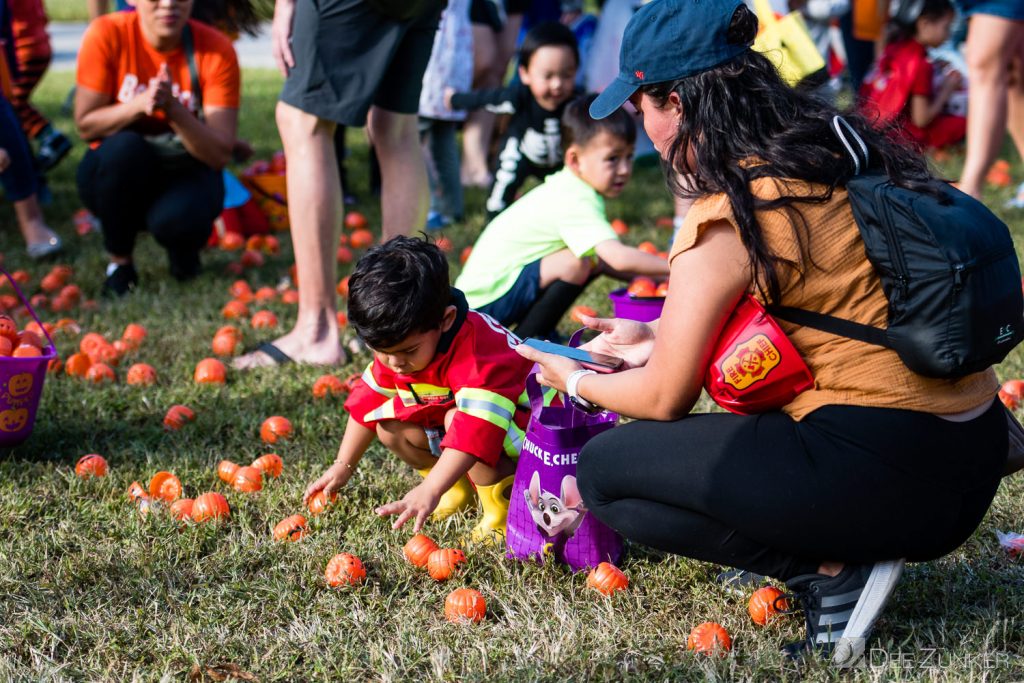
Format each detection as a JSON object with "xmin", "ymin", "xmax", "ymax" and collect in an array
[
  {"xmin": 715, "ymin": 568, "xmax": 767, "ymax": 597},
  {"xmin": 779, "ymin": 559, "xmax": 905, "ymax": 667},
  {"xmin": 36, "ymin": 128, "xmax": 72, "ymax": 173},
  {"xmin": 168, "ymin": 248, "xmax": 201, "ymax": 281},
  {"xmin": 103, "ymin": 263, "xmax": 139, "ymax": 297}
]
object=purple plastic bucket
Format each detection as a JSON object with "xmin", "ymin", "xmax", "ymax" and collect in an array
[
  {"xmin": 0, "ymin": 270, "xmax": 57, "ymax": 448},
  {"xmin": 608, "ymin": 288, "xmax": 665, "ymax": 323}
]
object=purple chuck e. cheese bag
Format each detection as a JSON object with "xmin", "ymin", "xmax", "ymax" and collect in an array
[{"xmin": 506, "ymin": 358, "xmax": 622, "ymax": 572}]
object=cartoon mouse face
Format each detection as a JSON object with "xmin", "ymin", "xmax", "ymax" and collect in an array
[
  {"xmin": 0, "ymin": 408, "xmax": 28, "ymax": 432},
  {"xmin": 524, "ymin": 471, "xmax": 588, "ymax": 539},
  {"xmin": 7, "ymin": 372, "xmax": 33, "ymax": 398}
]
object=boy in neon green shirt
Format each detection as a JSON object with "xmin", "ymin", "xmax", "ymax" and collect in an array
[{"xmin": 456, "ymin": 94, "xmax": 669, "ymax": 339}]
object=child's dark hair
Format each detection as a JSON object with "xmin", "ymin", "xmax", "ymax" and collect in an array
[
  {"xmin": 520, "ymin": 21, "xmax": 579, "ymax": 69},
  {"xmin": 191, "ymin": 0, "xmax": 265, "ymax": 37},
  {"xmin": 886, "ymin": 0, "xmax": 955, "ymax": 44},
  {"xmin": 641, "ymin": 3, "xmax": 931, "ymax": 305},
  {"xmin": 562, "ymin": 93, "xmax": 636, "ymax": 150},
  {"xmin": 348, "ymin": 236, "xmax": 452, "ymax": 349}
]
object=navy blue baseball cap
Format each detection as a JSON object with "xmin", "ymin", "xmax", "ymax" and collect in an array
[{"xmin": 590, "ymin": 0, "xmax": 752, "ymax": 120}]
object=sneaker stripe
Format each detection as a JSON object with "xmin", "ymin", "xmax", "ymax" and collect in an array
[
  {"xmin": 820, "ymin": 589, "xmax": 862, "ymax": 608},
  {"xmin": 818, "ymin": 609, "xmax": 852, "ymax": 628}
]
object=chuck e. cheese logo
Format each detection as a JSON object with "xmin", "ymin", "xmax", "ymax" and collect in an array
[{"xmin": 720, "ymin": 334, "xmax": 782, "ymax": 390}]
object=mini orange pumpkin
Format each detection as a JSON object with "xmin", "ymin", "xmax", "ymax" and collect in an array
[
  {"xmin": 0, "ymin": 315, "xmax": 19, "ymax": 342},
  {"xmin": 312, "ymin": 375, "xmax": 346, "ymax": 399},
  {"xmin": 325, "ymin": 552, "xmax": 366, "ymax": 586},
  {"xmin": 748, "ymin": 586, "xmax": 788, "ymax": 626},
  {"xmin": 127, "ymin": 480, "xmax": 148, "ymax": 502},
  {"xmin": 126, "ymin": 363, "xmax": 157, "ymax": 386},
  {"xmin": 75, "ymin": 454, "xmax": 108, "ymax": 478},
  {"xmin": 122, "ymin": 322, "xmax": 148, "ymax": 344},
  {"xmin": 253, "ymin": 286, "xmax": 277, "ymax": 302},
  {"xmin": 12, "ymin": 344, "xmax": 41, "ymax": 358},
  {"xmin": 260, "ymin": 416, "xmax": 292, "ymax": 444},
  {"xmin": 148, "ymin": 471, "xmax": 182, "ymax": 502},
  {"xmin": 64, "ymin": 352, "xmax": 92, "ymax": 378},
  {"xmin": 306, "ymin": 490, "xmax": 337, "ymax": 516},
  {"xmin": 403, "ymin": 533, "xmax": 439, "ymax": 568},
  {"xmin": 194, "ymin": 358, "xmax": 227, "ymax": 385},
  {"xmin": 586, "ymin": 562, "xmax": 629, "ymax": 596},
  {"xmin": 170, "ymin": 498, "xmax": 194, "ymax": 521},
  {"xmin": 85, "ymin": 362, "xmax": 116, "ymax": 384},
  {"xmin": 191, "ymin": 492, "xmax": 230, "ymax": 522},
  {"xmin": 350, "ymin": 229, "xmax": 374, "ymax": 249},
  {"xmin": 231, "ymin": 465, "xmax": 263, "ymax": 493},
  {"xmin": 212, "ymin": 331, "xmax": 241, "ymax": 357},
  {"xmin": 426, "ymin": 548, "xmax": 466, "ymax": 581},
  {"xmin": 217, "ymin": 460, "xmax": 240, "ymax": 483},
  {"xmin": 221, "ymin": 300, "xmax": 250, "ymax": 319},
  {"xmin": 163, "ymin": 404, "xmax": 196, "ymax": 430},
  {"xmin": 251, "ymin": 453, "xmax": 283, "ymax": 478},
  {"xmin": 229, "ymin": 280, "xmax": 253, "ymax": 301},
  {"xmin": 250, "ymin": 310, "xmax": 278, "ymax": 329},
  {"xmin": 687, "ymin": 622, "xmax": 732, "ymax": 656},
  {"xmin": 344, "ymin": 211, "xmax": 368, "ymax": 231},
  {"xmin": 273, "ymin": 514, "xmax": 308, "ymax": 541},
  {"xmin": 79, "ymin": 332, "xmax": 108, "ymax": 355},
  {"xmin": 444, "ymin": 588, "xmax": 486, "ymax": 623}
]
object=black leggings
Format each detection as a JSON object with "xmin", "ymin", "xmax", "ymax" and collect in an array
[
  {"xmin": 77, "ymin": 130, "xmax": 223, "ymax": 260},
  {"xmin": 577, "ymin": 401, "xmax": 1007, "ymax": 581}
]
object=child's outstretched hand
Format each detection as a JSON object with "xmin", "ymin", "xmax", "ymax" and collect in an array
[
  {"xmin": 0, "ymin": 148, "xmax": 10, "ymax": 173},
  {"xmin": 375, "ymin": 482, "xmax": 441, "ymax": 532}
]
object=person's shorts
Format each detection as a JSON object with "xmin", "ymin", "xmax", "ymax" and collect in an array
[
  {"xmin": 476, "ymin": 259, "xmax": 542, "ymax": 327},
  {"xmin": 279, "ymin": 0, "xmax": 441, "ymax": 126},
  {"xmin": 959, "ymin": 0, "xmax": 1024, "ymax": 20}
]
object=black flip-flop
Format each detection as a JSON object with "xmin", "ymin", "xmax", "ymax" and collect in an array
[{"xmin": 254, "ymin": 341, "xmax": 294, "ymax": 365}]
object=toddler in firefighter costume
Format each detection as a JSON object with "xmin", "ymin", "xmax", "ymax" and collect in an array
[{"xmin": 303, "ymin": 236, "xmax": 535, "ymax": 542}]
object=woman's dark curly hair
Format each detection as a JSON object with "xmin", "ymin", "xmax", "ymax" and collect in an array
[
  {"xmin": 641, "ymin": 4, "xmax": 932, "ymax": 304},
  {"xmin": 191, "ymin": 0, "xmax": 266, "ymax": 37}
]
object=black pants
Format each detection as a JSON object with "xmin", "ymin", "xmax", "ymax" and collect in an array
[
  {"xmin": 485, "ymin": 139, "xmax": 558, "ymax": 220},
  {"xmin": 77, "ymin": 130, "xmax": 223, "ymax": 261},
  {"xmin": 577, "ymin": 401, "xmax": 1007, "ymax": 581}
]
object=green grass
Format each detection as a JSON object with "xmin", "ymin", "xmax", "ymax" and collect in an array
[{"xmin": 1, "ymin": 69, "xmax": 1022, "ymax": 681}]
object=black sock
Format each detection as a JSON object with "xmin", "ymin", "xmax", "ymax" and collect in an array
[{"xmin": 514, "ymin": 280, "xmax": 586, "ymax": 340}]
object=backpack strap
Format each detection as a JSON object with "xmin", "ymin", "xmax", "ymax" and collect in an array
[
  {"xmin": 182, "ymin": 23, "xmax": 203, "ymax": 119},
  {"xmin": 767, "ymin": 305, "xmax": 891, "ymax": 348},
  {"xmin": 831, "ymin": 115, "xmax": 869, "ymax": 175}
]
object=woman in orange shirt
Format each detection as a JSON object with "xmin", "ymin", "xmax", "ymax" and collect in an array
[
  {"xmin": 74, "ymin": 0, "xmax": 240, "ymax": 295},
  {"xmin": 518, "ymin": 0, "xmax": 1006, "ymax": 667}
]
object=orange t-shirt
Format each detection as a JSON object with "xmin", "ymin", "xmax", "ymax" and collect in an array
[
  {"xmin": 76, "ymin": 12, "xmax": 240, "ymax": 139},
  {"xmin": 670, "ymin": 176, "xmax": 999, "ymax": 420}
]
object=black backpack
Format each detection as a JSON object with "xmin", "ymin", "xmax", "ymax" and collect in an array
[{"xmin": 770, "ymin": 117, "xmax": 1024, "ymax": 379}]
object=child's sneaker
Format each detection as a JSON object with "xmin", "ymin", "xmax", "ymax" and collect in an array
[
  {"xmin": 103, "ymin": 263, "xmax": 139, "ymax": 297},
  {"xmin": 780, "ymin": 559, "xmax": 905, "ymax": 667},
  {"xmin": 35, "ymin": 127, "xmax": 72, "ymax": 173}
]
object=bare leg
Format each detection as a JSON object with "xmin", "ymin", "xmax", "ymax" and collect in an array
[
  {"xmin": 959, "ymin": 15, "xmax": 1021, "ymax": 198},
  {"xmin": 368, "ymin": 107, "xmax": 429, "ymax": 240},
  {"xmin": 461, "ymin": 24, "xmax": 499, "ymax": 187},
  {"xmin": 13, "ymin": 194, "xmax": 58, "ymax": 246},
  {"xmin": 1006, "ymin": 37, "xmax": 1024, "ymax": 163},
  {"xmin": 234, "ymin": 101, "xmax": 344, "ymax": 368}
]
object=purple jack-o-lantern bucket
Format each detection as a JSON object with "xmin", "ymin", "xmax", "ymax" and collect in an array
[
  {"xmin": 506, "ymin": 372, "xmax": 622, "ymax": 572},
  {"xmin": 0, "ymin": 269, "xmax": 57, "ymax": 448}
]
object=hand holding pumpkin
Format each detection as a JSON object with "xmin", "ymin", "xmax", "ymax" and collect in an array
[{"xmin": 302, "ymin": 461, "xmax": 353, "ymax": 507}]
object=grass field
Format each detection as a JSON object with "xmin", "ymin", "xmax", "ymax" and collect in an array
[{"xmin": 0, "ymin": 69, "xmax": 1022, "ymax": 682}]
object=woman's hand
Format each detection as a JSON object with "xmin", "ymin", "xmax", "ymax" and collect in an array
[
  {"xmin": 515, "ymin": 343, "xmax": 583, "ymax": 393},
  {"xmin": 578, "ymin": 314, "xmax": 656, "ymax": 369},
  {"xmin": 302, "ymin": 461, "xmax": 351, "ymax": 505},
  {"xmin": 375, "ymin": 482, "xmax": 441, "ymax": 532},
  {"xmin": 272, "ymin": 0, "xmax": 297, "ymax": 77}
]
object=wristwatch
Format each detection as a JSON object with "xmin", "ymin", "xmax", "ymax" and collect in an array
[{"xmin": 566, "ymin": 369, "xmax": 598, "ymax": 413}]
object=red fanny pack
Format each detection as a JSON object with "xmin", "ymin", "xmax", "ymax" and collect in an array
[{"xmin": 703, "ymin": 295, "xmax": 814, "ymax": 415}]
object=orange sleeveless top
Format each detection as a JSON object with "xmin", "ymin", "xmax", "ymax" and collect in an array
[{"xmin": 670, "ymin": 176, "xmax": 999, "ymax": 420}]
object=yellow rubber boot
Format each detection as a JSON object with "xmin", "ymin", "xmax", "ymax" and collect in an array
[
  {"xmin": 417, "ymin": 468, "xmax": 476, "ymax": 520},
  {"xmin": 469, "ymin": 475, "xmax": 515, "ymax": 545}
]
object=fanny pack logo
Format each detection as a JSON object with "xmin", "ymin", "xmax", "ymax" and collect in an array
[{"xmin": 721, "ymin": 334, "xmax": 782, "ymax": 391}]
